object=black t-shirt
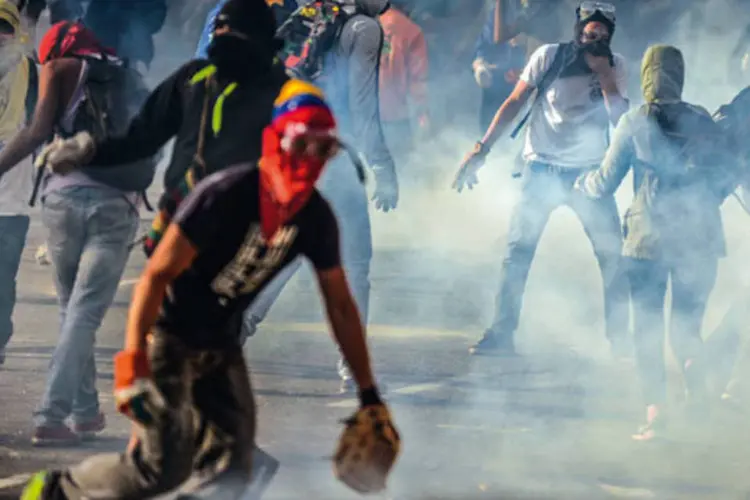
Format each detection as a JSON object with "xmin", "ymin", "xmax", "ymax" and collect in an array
[{"xmin": 158, "ymin": 164, "xmax": 341, "ymax": 347}]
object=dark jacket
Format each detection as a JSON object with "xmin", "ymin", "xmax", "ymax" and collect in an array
[{"xmin": 88, "ymin": 59, "xmax": 289, "ymax": 191}]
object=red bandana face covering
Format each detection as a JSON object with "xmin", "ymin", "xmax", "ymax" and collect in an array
[{"xmin": 259, "ymin": 96, "xmax": 337, "ymax": 240}]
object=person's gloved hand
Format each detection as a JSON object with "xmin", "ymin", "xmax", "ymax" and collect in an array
[
  {"xmin": 473, "ymin": 58, "xmax": 494, "ymax": 89},
  {"xmin": 333, "ymin": 387, "xmax": 401, "ymax": 494},
  {"xmin": 34, "ymin": 132, "xmax": 95, "ymax": 175},
  {"xmin": 113, "ymin": 349, "xmax": 166, "ymax": 427},
  {"xmin": 452, "ymin": 142, "xmax": 488, "ymax": 193},
  {"xmin": 372, "ymin": 166, "xmax": 399, "ymax": 212}
]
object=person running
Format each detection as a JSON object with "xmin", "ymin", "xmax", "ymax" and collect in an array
[{"xmin": 21, "ymin": 74, "xmax": 400, "ymax": 500}]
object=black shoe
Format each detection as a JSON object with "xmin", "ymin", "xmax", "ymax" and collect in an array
[
  {"xmin": 239, "ymin": 315, "xmax": 261, "ymax": 347},
  {"xmin": 21, "ymin": 470, "xmax": 66, "ymax": 500},
  {"xmin": 0, "ymin": 348, "xmax": 5, "ymax": 366},
  {"xmin": 469, "ymin": 332, "xmax": 515, "ymax": 356},
  {"xmin": 246, "ymin": 447, "xmax": 280, "ymax": 500},
  {"xmin": 609, "ymin": 336, "xmax": 633, "ymax": 361}
]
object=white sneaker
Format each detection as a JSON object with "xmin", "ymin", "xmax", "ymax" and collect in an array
[{"xmin": 35, "ymin": 244, "xmax": 50, "ymax": 266}]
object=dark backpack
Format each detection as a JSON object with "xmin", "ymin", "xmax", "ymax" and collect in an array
[
  {"xmin": 25, "ymin": 57, "xmax": 38, "ymax": 124},
  {"xmin": 276, "ymin": 0, "xmax": 358, "ymax": 82},
  {"xmin": 65, "ymin": 57, "xmax": 156, "ymax": 192},
  {"xmin": 643, "ymin": 102, "xmax": 735, "ymax": 199}
]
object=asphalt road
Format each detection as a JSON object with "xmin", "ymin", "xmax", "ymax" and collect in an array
[{"xmin": 0, "ymin": 214, "xmax": 748, "ymax": 500}]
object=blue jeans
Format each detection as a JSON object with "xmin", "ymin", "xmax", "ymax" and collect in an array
[
  {"xmin": 487, "ymin": 161, "xmax": 629, "ymax": 343},
  {"xmin": 243, "ymin": 156, "xmax": 373, "ymax": 377},
  {"xmin": 0, "ymin": 215, "xmax": 30, "ymax": 351},
  {"xmin": 34, "ymin": 187, "xmax": 138, "ymax": 427}
]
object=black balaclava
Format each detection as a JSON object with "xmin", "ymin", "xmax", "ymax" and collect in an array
[
  {"xmin": 560, "ymin": 7, "xmax": 616, "ymax": 78},
  {"xmin": 206, "ymin": 0, "xmax": 284, "ymax": 81}
]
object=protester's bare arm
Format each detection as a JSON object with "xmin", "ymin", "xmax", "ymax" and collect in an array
[
  {"xmin": 480, "ymin": 78, "xmax": 534, "ymax": 149},
  {"xmin": 316, "ymin": 266, "xmax": 376, "ymax": 391},
  {"xmin": 125, "ymin": 225, "xmax": 197, "ymax": 352}
]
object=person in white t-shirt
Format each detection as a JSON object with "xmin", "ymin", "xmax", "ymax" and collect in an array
[{"xmin": 453, "ymin": 1, "xmax": 631, "ymax": 357}]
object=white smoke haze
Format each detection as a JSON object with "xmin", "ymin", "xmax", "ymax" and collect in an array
[
  {"xmin": 23, "ymin": 0, "xmax": 747, "ymax": 497},
  {"xmin": 362, "ymin": 0, "xmax": 750, "ymax": 498}
]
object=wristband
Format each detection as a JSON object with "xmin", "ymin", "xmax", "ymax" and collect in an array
[
  {"xmin": 474, "ymin": 141, "xmax": 489, "ymax": 157},
  {"xmin": 358, "ymin": 386, "xmax": 383, "ymax": 407}
]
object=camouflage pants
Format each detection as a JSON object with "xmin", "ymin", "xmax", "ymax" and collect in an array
[{"xmin": 59, "ymin": 330, "xmax": 256, "ymax": 499}]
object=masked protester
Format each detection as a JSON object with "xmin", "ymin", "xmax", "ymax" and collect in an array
[
  {"xmin": 220, "ymin": 0, "xmax": 397, "ymax": 394},
  {"xmin": 0, "ymin": 0, "xmax": 32, "ymax": 367},
  {"xmin": 21, "ymin": 83, "xmax": 400, "ymax": 500},
  {"xmin": 576, "ymin": 45, "xmax": 739, "ymax": 440},
  {"xmin": 195, "ymin": 0, "xmax": 296, "ymax": 58},
  {"xmin": 31, "ymin": 0, "xmax": 369, "ymax": 492},
  {"xmin": 453, "ymin": 1, "xmax": 631, "ymax": 358}
]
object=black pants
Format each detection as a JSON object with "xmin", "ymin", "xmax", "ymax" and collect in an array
[
  {"xmin": 627, "ymin": 257, "xmax": 718, "ymax": 406},
  {"xmin": 59, "ymin": 331, "xmax": 256, "ymax": 499}
]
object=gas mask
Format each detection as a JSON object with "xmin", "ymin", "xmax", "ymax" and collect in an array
[
  {"xmin": 575, "ymin": 2, "xmax": 615, "ymax": 60},
  {"xmin": 206, "ymin": 4, "xmax": 282, "ymax": 80}
]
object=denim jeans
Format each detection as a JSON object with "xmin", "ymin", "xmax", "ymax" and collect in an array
[
  {"xmin": 243, "ymin": 155, "xmax": 373, "ymax": 378},
  {"xmin": 627, "ymin": 257, "xmax": 717, "ymax": 405},
  {"xmin": 0, "ymin": 215, "xmax": 30, "ymax": 351},
  {"xmin": 34, "ymin": 186, "xmax": 138, "ymax": 427},
  {"xmin": 487, "ymin": 161, "xmax": 630, "ymax": 343}
]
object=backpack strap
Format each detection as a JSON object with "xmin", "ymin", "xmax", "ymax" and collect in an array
[{"xmin": 510, "ymin": 43, "xmax": 571, "ymax": 139}]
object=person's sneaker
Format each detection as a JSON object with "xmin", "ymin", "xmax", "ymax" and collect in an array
[
  {"xmin": 72, "ymin": 412, "xmax": 106, "ymax": 440},
  {"xmin": 632, "ymin": 404, "xmax": 665, "ymax": 442},
  {"xmin": 245, "ymin": 446, "xmax": 280, "ymax": 500},
  {"xmin": 469, "ymin": 332, "xmax": 515, "ymax": 356},
  {"xmin": 683, "ymin": 358, "xmax": 710, "ymax": 421},
  {"xmin": 609, "ymin": 336, "xmax": 634, "ymax": 361},
  {"xmin": 31, "ymin": 424, "xmax": 80, "ymax": 447},
  {"xmin": 239, "ymin": 315, "xmax": 261, "ymax": 346},
  {"xmin": 35, "ymin": 244, "xmax": 51, "ymax": 266},
  {"xmin": 720, "ymin": 391, "xmax": 745, "ymax": 413},
  {"xmin": 20, "ymin": 470, "xmax": 64, "ymax": 500},
  {"xmin": 0, "ymin": 348, "xmax": 5, "ymax": 366}
]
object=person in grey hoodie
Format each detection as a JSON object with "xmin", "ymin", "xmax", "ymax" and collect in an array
[
  {"xmin": 576, "ymin": 45, "xmax": 738, "ymax": 441},
  {"xmin": 241, "ymin": 0, "xmax": 398, "ymax": 393}
]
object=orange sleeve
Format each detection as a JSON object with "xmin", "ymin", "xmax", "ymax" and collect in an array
[{"xmin": 407, "ymin": 28, "xmax": 429, "ymax": 122}]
